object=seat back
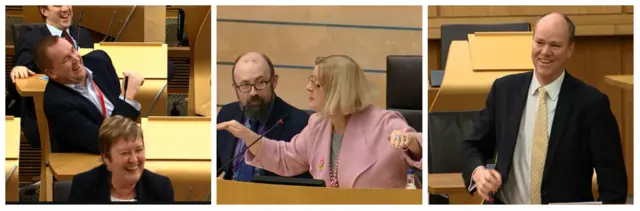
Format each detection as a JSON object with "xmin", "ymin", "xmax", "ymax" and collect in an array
[
  {"xmin": 427, "ymin": 110, "xmax": 482, "ymax": 173},
  {"xmin": 440, "ymin": 23, "xmax": 531, "ymax": 70},
  {"xmin": 53, "ymin": 180, "xmax": 73, "ymax": 202}
]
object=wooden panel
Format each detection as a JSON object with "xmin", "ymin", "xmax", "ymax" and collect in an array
[
  {"xmin": 428, "ymin": 6, "xmax": 438, "ymax": 17},
  {"xmin": 428, "ymin": 14, "xmax": 634, "ymax": 39},
  {"xmin": 437, "ymin": 6, "xmax": 622, "ymax": 17},
  {"xmin": 623, "ymin": 6, "xmax": 634, "ymax": 13},
  {"xmin": 217, "ymin": 65, "xmax": 387, "ymax": 110},
  {"xmin": 217, "ymin": 22, "xmax": 422, "ymax": 71},
  {"xmin": 217, "ymin": 6, "xmax": 422, "ymax": 28},
  {"xmin": 620, "ymin": 35, "xmax": 633, "ymax": 196}
]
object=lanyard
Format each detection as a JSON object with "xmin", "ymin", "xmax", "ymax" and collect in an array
[
  {"xmin": 232, "ymin": 119, "xmax": 264, "ymax": 174},
  {"xmin": 91, "ymin": 80, "xmax": 107, "ymax": 118}
]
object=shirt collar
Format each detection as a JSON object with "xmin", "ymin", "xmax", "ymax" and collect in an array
[
  {"xmin": 64, "ymin": 67, "xmax": 94, "ymax": 89},
  {"xmin": 46, "ymin": 23, "xmax": 70, "ymax": 37},
  {"xmin": 529, "ymin": 69, "xmax": 565, "ymax": 101}
]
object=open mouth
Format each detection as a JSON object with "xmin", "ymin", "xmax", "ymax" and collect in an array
[
  {"xmin": 539, "ymin": 58, "xmax": 553, "ymax": 65},
  {"xmin": 60, "ymin": 14, "xmax": 70, "ymax": 20},
  {"xmin": 125, "ymin": 165, "xmax": 139, "ymax": 173}
]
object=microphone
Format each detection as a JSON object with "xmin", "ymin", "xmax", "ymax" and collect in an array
[
  {"xmin": 102, "ymin": 11, "xmax": 117, "ymax": 42},
  {"xmin": 123, "ymin": 76, "xmax": 129, "ymax": 100},
  {"xmin": 216, "ymin": 113, "xmax": 290, "ymax": 177},
  {"xmin": 144, "ymin": 82, "xmax": 167, "ymax": 117},
  {"xmin": 115, "ymin": 5, "xmax": 137, "ymax": 42},
  {"xmin": 76, "ymin": 10, "xmax": 83, "ymax": 48}
]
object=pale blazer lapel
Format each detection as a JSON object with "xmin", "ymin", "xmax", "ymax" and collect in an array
[
  {"xmin": 339, "ymin": 112, "xmax": 378, "ymax": 188},
  {"xmin": 309, "ymin": 119, "xmax": 332, "ymax": 185}
]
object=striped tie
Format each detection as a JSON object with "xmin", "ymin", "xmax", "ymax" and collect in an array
[{"xmin": 530, "ymin": 87, "xmax": 549, "ymax": 204}]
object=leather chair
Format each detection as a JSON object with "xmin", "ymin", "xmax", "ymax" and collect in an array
[
  {"xmin": 385, "ymin": 55, "xmax": 423, "ymax": 186},
  {"xmin": 7, "ymin": 24, "xmax": 42, "ymax": 117},
  {"xmin": 53, "ymin": 180, "xmax": 73, "ymax": 202},
  {"xmin": 386, "ymin": 55, "xmax": 422, "ymax": 132},
  {"xmin": 440, "ymin": 23, "xmax": 531, "ymax": 70}
]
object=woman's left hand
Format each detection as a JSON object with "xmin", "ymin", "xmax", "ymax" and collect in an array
[
  {"xmin": 389, "ymin": 131, "xmax": 421, "ymax": 156},
  {"xmin": 216, "ymin": 120, "xmax": 260, "ymax": 143}
]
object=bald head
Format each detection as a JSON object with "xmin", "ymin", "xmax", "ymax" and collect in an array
[
  {"xmin": 231, "ymin": 52, "xmax": 275, "ymax": 82},
  {"xmin": 535, "ymin": 12, "xmax": 575, "ymax": 43}
]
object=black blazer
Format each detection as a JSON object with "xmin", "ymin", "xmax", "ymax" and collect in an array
[
  {"xmin": 44, "ymin": 50, "xmax": 140, "ymax": 154},
  {"xmin": 69, "ymin": 164, "xmax": 174, "ymax": 203},
  {"xmin": 462, "ymin": 71, "xmax": 627, "ymax": 204},
  {"xmin": 217, "ymin": 96, "xmax": 313, "ymax": 180},
  {"xmin": 13, "ymin": 23, "xmax": 94, "ymax": 148}
]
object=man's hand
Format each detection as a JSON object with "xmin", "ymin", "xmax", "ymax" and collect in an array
[
  {"xmin": 472, "ymin": 166, "xmax": 502, "ymax": 201},
  {"xmin": 10, "ymin": 66, "xmax": 36, "ymax": 83},
  {"xmin": 123, "ymin": 72, "xmax": 145, "ymax": 101}
]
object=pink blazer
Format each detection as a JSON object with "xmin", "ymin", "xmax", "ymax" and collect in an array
[{"xmin": 245, "ymin": 106, "xmax": 422, "ymax": 188}]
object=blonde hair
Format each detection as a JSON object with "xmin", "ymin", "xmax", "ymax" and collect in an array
[
  {"xmin": 315, "ymin": 55, "xmax": 375, "ymax": 117},
  {"xmin": 99, "ymin": 115, "xmax": 144, "ymax": 160}
]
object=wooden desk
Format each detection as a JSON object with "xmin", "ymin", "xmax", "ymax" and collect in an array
[
  {"xmin": 428, "ymin": 173, "xmax": 482, "ymax": 204},
  {"xmin": 218, "ymin": 179, "xmax": 422, "ymax": 204},
  {"xmin": 605, "ymin": 75, "xmax": 633, "ymax": 91},
  {"xmin": 605, "ymin": 74, "xmax": 634, "ymax": 196},
  {"xmin": 14, "ymin": 75, "xmax": 52, "ymax": 201},
  {"xmin": 49, "ymin": 153, "xmax": 211, "ymax": 201},
  {"xmin": 142, "ymin": 117, "xmax": 211, "ymax": 160},
  {"xmin": 5, "ymin": 116, "xmax": 21, "ymax": 202},
  {"xmin": 468, "ymin": 32, "xmax": 534, "ymax": 71}
]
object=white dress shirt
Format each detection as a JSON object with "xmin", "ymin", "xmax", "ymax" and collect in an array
[
  {"xmin": 65, "ymin": 68, "xmax": 141, "ymax": 116},
  {"xmin": 469, "ymin": 71, "xmax": 565, "ymax": 204},
  {"xmin": 46, "ymin": 23, "xmax": 78, "ymax": 49},
  {"xmin": 500, "ymin": 71, "xmax": 565, "ymax": 204}
]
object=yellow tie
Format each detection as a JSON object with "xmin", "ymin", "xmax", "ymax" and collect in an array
[{"xmin": 530, "ymin": 87, "xmax": 549, "ymax": 204}]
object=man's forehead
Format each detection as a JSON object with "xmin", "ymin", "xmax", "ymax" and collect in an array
[{"xmin": 235, "ymin": 53, "xmax": 270, "ymax": 74}]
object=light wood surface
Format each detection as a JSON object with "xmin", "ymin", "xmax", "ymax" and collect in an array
[
  {"xmin": 428, "ymin": 173, "xmax": 482, "ymax": 204},
  {"xmin": 5, "ymin": 116, "xmax": 20, "ymax": 159},
  {"xmin": 428, "ymin": 6, "xmax": 634, "ymax": 39},
  {"xmin": 15, "ymin": 74, "xmax": 47, "ymax": 95},
  {"xmin": 469, "ymin": 32, "xmax": 534, "ymax": 71},
  {"xmin": 5, "ymin": 160, "xmax": 20, "ymax": 202},
  {"xmin": 142, "ymin": 117, "xmax": 211, "ymax": 160},
  {"xmin": 217, "ymin": 6, "xmax": 422, "ymax": 28},
  {"xmin": 217, "ymin": 179, "xmax": 422, "ymax": 204},
  {"xmin": 48, "ymin": 153, "xmax": 211, "ymax": 201},
  {"xmin": 605, "ymin": 75, "xmax": 633, "ymax": 90},
  {"xmin": 178, "ymin": 6, "xmax": 212, "ymax": 116},
  {"xmin": 217, "ymin": 22, "xmax": 422, "ymax": 71},
  {"xmin": 429, "ymin": 40, "xmax": 526, "ymax": 112},
  {"xmin": 93, "ymin": 42, "xmax": 168, "ymax": 79}
]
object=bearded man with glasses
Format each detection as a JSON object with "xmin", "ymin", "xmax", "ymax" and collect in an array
[{"xmin": 216, "ymin": 52, "xmax": 312, "ymax": 182}]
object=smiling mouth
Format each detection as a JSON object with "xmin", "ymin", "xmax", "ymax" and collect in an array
[
  {"xmin": 125, "ymin": 166, "xmax": 139, "ymax": 173},
  {"xmin": 539, "ymin": 59, "xmax": 553, "ymax": 65}
]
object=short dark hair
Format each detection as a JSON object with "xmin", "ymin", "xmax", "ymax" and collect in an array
[
  {"xmin": 230, "ymin": 52, "xmax": 275, "ymax": 83},
  {"xmin": 99, "ymin": 115, "xmax": 144, "ymax": 160},
  {"xmin": 536, "ymin": 12, "xmax": 575, "ymax": 43},
  {"xmin": 34, "ymin": 35, "xmax": 61, "ymax": 72}
]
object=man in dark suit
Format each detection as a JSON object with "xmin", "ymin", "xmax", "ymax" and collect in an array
[
  {"xmin": 217, "ymin": 52, "xmax": 312, "ymax": 181},
  {"xmin": 10, "ymin": 5, "xmax": 94, "ymax": 148},
  {"xmin": 34, "ymin": 35, "xmax": 145, "ymax": 154},
  {"xmin": 462, "ymin": 13, "xmax": 627, "ymax": 204}
]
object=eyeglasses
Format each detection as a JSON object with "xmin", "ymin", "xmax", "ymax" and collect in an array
[
  {"xmin": 234, "ymin": 78, "xmax": 272, "ymax": 93},
  {"xmin": 308, "ymin": 75, "xmax": 321, "ymax": 90}
]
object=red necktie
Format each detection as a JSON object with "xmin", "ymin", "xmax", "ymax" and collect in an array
[{"xmin": 61, "ymin": 30, "xmax": 75, "ymax": 47}]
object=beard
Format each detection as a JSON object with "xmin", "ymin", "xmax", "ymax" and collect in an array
[{"xmin": 240, "ymin": 92, "xmax": 273, "ymax": 121}]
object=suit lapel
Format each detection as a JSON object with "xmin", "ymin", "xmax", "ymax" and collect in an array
[
  {"xmin": 543, "ymin": 73, "xmax": 574, "ymax": 180},
  {"xmin": 315, "ymin": 120, "xmax": 333, "ymax": 184},
  {"xmin": 500, "ymin": 72, "xmax": 532, "ymax": 178},
  {"xmin": 340, "ymin": 112, "xmax": 377, "ymax": 188}
]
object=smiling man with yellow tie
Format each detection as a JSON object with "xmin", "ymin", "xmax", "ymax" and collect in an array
[{"xmin": 461, "ymin": 12, "xmax": 627, "ymax": 204}]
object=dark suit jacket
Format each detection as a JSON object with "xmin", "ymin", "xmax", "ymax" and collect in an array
[
  {"xmin": 69, "ymin": 164, "xmax": 174, "ymax": 203},
  {"xmin": 44, "ymin": 50, "xmax": 140, "ymax": 154},
  {"xmin": 13, "ymin": 23, "xmax": 94, "ymax": 148},
  {"xmin": 217, "ymin": 96, "xmax": 313, "ymax": 180},
  {"xmin": 462, "ymin": 71, "xmax": 627, "ymax": 204}
]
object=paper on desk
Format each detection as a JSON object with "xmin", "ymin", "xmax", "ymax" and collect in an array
[
  {"xmin": 549, "ymin": 201, "xmax": 602, "ymax": 205},
  {"xmin": 39, "ymin": 75, "xmax": 49, "ymax": 81}
]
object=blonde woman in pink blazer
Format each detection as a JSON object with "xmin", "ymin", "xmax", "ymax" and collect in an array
[{"xmin": 217, "ymin": 55, "xmax": 422, "ymax": 188}]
